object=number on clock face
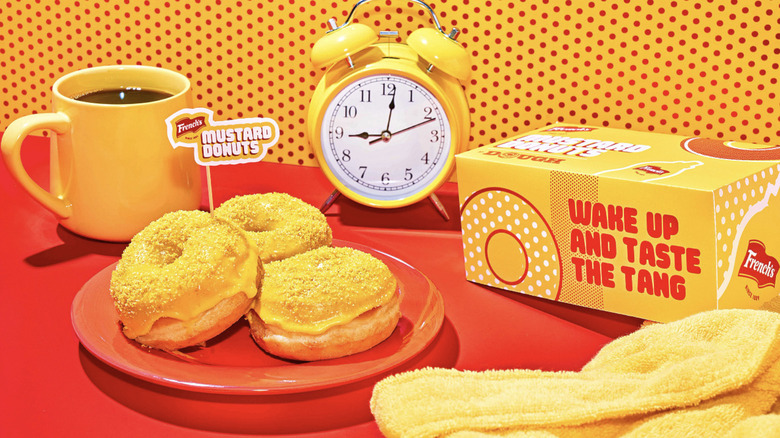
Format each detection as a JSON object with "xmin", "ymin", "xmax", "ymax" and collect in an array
[{"xmin": 320, "ymin": 74, "xmax": 452, "ymax": 201}]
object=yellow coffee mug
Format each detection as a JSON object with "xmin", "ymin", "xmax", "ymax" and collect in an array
[{"xmin": 1, "ymin": 65, "xmax": 201, "ymax": 242}]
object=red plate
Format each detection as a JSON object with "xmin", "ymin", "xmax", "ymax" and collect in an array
[{"xmin": 71, "ymin": 240, "xmax": 444, "ymax": 395}]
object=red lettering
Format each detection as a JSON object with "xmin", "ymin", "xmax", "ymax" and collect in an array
[
  {"xmin": 627, "ymin": 268, "xmax": 686, "ymax": 300},
  {"xmin": 623, "ymin": 237, "xmax": 638, "ymax": 263},
  {"xmin": 637, "ymin": 269, "xmax": 653, "ymax": 294},
  {"xmin": 624, "ymin": 207, "xmax": 639, "ymax": 233},
  {"xmin": 570, "ymin": 229, "xmax": 586, "ymax": 254},
  {"xmin": 602, "ymin": 234, "xmax": 617, "ymax": 259},
  {"xmin": 572, "ymin": 257, "xmax": 586, "ymax": 281},
  {"xmin": 638, "ymin": 240, "xmax": 655, "ymax": 266},
  {"xmin": 592, "ymin": 203, "xmax": 608, "ymax": 229},
  {"xmin": 570, "ymin": 229, "xmax": 617, "ymax": 258},
  {"xmin": 601, "ymin": 262, "xmax": 616, "ymax": 288},
  {"xmin": 623, "ymin": 237, "xmax": 701, "ymax": 273},
  {"xmin": 621, "ymin": 265, "xmax": 636, "ymax": 291},
  {"xmin": 655, "ymin": 243, "xmax": 671, "ymax": 269},
  {"xmin": 572, "ymin": 257, "xmax": 615, "ymax": 287},
  {"xmin": 606, "ymin": 205, "xmax": 624, "ymax": 231},
  {"xmin": 568, "ymin": 200, "xmax": 639, "ymax": 233},
  {"xmin": 585, "ymin": 259, "xmax": 602, "ymax": 285},
  {"xmin": 646, "ymin": 212, "xmax": 680, "ymax": 240},
  {"xmin": 671, "ymin": 275, "xmax": 686, "ymax": 300},
  {"xmin": 568, "ymin": 199, "xmax": 591, "ymax": 226},
  {"xmin": 585, "ymin": 230, "xmax": 601, "ymax": 256},
  {"xmin": 687, "ymin": 248, "xmax": 701, "ymax": 274},
  {"xmin": 670, "ymin": 245, "xmax": 687, "ymax": 271},
  {"xmin": 652, "ymin": 271, "xmax": 671, "ymax": 298}
]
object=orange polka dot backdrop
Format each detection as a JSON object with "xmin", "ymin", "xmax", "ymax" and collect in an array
[{"xmin": 1, "ymin": 0, "xmax": 778, "ymax": 166}]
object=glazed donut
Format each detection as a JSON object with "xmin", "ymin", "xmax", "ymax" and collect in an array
[
  {"xmin": 109, "ymin": 210, "xmax": 262, "ymax": 350},
  {"xmin": 214, "ymin": 192, "xmax": 332, "ymax": 263},
  {"xmin": 247, "ymin": 246, "xmax": 400, "ymax": 361},
  {"xmin": 460, "ymin": 188, "xmax": 562, "ymax": 300}
]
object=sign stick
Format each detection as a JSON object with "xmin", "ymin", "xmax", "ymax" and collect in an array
[
  {"xmin": 165, "ymin": 107, "xmax": 280, "ymax": 217},
  {"xmin": 206, "ymin": 166, "xmax": 215, "ymax": 214}
]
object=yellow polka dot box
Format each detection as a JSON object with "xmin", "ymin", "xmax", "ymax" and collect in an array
[
  {"xmin": 456, "ymin": 123, "xmax": 780, "ymax": 322},
  {"xmin": 1, "ymin": 0, "xmax": 777, "ymax": 167}
]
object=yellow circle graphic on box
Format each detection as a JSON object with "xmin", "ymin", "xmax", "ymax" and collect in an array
[
  {"xmin": 485, "ymin": 230, "xmax": 528, "ymax": 285},
  {"xmin": 461, "ymin": 188, "xmax": 562, "ymax": 300}
]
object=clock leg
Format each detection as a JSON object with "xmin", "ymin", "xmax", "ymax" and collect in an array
[
  {"xmin": 319, "ymin": 189, "xmax": 341, "ymax": 213},
  {"xmin": 428, "ymin": 193, "xmax": 450, "ymax": 221}
]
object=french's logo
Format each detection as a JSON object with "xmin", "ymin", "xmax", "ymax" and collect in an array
[
  {"xmin": 634, "ymin": 165, "xmax": 670, "ymax": 176},
  {"xmin": 175, "ymin": 116, "xmax": 206, "ymax": 137},
  {"xmin": 738, "ymin": 240, "xmax": 778, "ymax": 288}
]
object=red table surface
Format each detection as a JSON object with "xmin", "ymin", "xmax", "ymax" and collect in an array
[{"xmin": 0, "ymin": 134, "xmax": 642, "ymax": 437}]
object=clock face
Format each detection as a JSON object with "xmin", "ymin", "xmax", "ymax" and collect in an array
[{"xmin": 319, "ymin": 73, "xmax": 452, "ymax": 202}]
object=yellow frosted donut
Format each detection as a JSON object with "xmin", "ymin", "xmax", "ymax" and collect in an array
[
  {"xmin": 109, "ymin": 210, "xmax": 262, "ymax": 351},
  {"xmin": 247, "ymin": 246, "xmax": 400, "ymax": 361},
  {"xmin": 214, "ymin": 192, "xmax": 332, "ymax": 263}
]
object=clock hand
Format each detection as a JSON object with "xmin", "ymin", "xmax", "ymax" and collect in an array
[
  {"xmin": 368, "ymin": 118, "xmax": 437, "ymax": 145},
  {"xmin": 348, "ymin": 132, "xmax": 382, "ymax": 139},
  {"xmin": 384, "ymin": 93, "xmax": 395, "ymax": 132},
  {"xmin": 348, "ymin": 94, "xmax": 396, "ymax": 141}
]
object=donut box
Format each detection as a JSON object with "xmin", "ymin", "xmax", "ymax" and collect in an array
[{"xmin": 456, "ymin": 123, "xmax": 780, "ymax": 322}]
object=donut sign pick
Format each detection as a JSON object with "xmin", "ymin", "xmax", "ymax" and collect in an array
[
  {"xmin": 165, "ymin": 108, "xmax": 279, "ymax": 166},
  {"xmin": 165, "ymin": 108, "xmax": 280, "ymax": 212}
]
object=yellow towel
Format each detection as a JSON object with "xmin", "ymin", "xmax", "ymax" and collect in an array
[{"xmin": 370, "ymin": 309, "xmax": 780, "ymax": 438}]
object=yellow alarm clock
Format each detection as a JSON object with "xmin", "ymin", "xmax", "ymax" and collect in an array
[{"xmin": 307, "ymin": 0, "xmax": 471, "ymax": 220}]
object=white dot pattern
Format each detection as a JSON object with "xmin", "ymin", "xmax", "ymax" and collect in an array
[
  {"xmin": 461, "ymin": 188, "xmax": 561, "ymax": 299},
  {"xmin": 715, "ymin": 164, "xmax": 780, "ymax": 288}
]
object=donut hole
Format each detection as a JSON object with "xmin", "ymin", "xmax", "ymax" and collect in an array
[
  {"xmin": 128, "ymin": 228, "xmax": 189, "ymax": 266},
  {"xmin": 177, "ymin": 224, "xmax": 247, "ymax": 266},
  {"xmin": 485, "ymin": 229, "xmax": 528, "ymax": 285},
  {"xmin": 232, "ymin": 211, "xmax": 277, "ymax": 234},
  {"xmin": 156, "ymin": 241, "xmax": 186, "ymax": 265},
  {"xmin": 218, "ymin": 204, "xmax": 285, "ymax": 240},
  {"xmin": 153, "ymin": 224, "xmax": 222, "ymax": 267},
  {"xmin": 248, "ymin": 220, "xmax": 281, "ymax": 235},
  {"xmin": 213, "ymin": 193, "xmax": 333, "ymax": 264}
]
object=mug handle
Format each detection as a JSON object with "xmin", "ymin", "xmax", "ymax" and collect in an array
[{"xmin": 1, "ymin": 113, "xmax": 72, "ymax": 218}]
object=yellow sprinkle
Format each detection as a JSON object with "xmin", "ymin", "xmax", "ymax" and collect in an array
[
  {"xmin": 214, "ymin": 192, "xmax": 332, "ymax": 263},
  {"xmin": 109, "ymin": 209, "xmax": 261, "ymax": 338},
  {"xmin": 258, "ymin": 246, "xmax": 397, "ymax": 334}
]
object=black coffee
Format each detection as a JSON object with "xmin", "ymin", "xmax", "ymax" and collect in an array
[{"xmin": 74, "ymin": 87, "xmax": 173, "ymax": 104}]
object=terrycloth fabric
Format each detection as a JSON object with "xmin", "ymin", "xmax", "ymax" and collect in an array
[{"xmin": 370, "ymin": 309, "xmax": 780, "ymax": 438}]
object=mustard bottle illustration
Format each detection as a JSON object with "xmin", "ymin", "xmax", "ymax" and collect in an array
[{"xmin": 594, "ymin": 161, "xmax": 703, "ymax": 182}]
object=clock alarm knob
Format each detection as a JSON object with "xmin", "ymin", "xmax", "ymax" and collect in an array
[
  {"xmin": 311, "ymin": 21, "xmax": 378, "ymax": 69},
  {"xmin": 407, "ymin": 27, "xmax": 471, "ymax": 81}
]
